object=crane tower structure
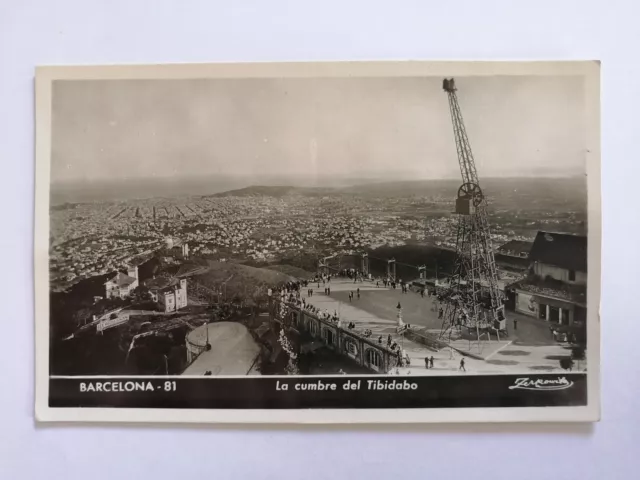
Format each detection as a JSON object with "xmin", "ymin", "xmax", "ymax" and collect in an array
[{"xmin": 440, "ymin": 78, "xmax": 506, "ymax": 349}]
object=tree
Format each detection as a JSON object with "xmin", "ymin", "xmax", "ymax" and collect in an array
[
  {"xmin": 278, "ymin": 328, "xmax": 299, "ymax": 375},
  {"xmin": 72, "ymin": 307, "xmax": 93, "ymax": 327},
  {"xmin": 132, "ymin": 285, "xmax": 152, "ymax": 303},
  {"xmin": 559, "ymin": 357, "xmax": 574, "ymax": 371},
  {"xmin": 250, "ymin": 285, "xmax": 267, "ymax": 311},
  {"xmin": 571, "ymin": 346, "xmax": 586, "ymax": 371}
]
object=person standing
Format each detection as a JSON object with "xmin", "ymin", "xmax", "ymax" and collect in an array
[
  {"xmin": 459, "ymin": 358, "xmax": 466, "ymax": 372},
  {"xmin": 357, "ymin": 288, "xmax": 360, "ymax": 299},
  {"xmin": 424, "ymin": 357, "xmax": 429, "ymax": 369},
  {"xmin": 430, "ymin": 356, "xmax": 434, "ymax": 369}
]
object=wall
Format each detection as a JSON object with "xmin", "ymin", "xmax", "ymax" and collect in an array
[
  {"xmin": 158, "ymin": 291, "xmax": 176, "ymax": 313},
  {"xmin": 4, "ymin": 2, "xmax": 637, "ymax": 480},
  {"xmin": 175, "ymin": 282, "xmax": 188, "ymax": 310},
  {"xmin": 185, "ymin": 330, "xmax": 206, "ymax": 364},
  {"xmin": 125, "ymin": 279, "xmax": 138, "ymax": 296},
  {"xmin": 534, "ymin": 262, "xmax": 587, "ymax": 285},
  {"xmin": 515, "ymin": 291, "xmax": 539, "ymax": 317},
  {"xmin": 576, "ymin": 270, "xmax": 588, "ymax": 284},
  {"xmin": 516, "ymin": 290, "xmax": 578, "ymax": 324},
  {"xmin": 104, "ymin": 280, "xmax": 119, "ymax": 299},
  {"xmin": 277, "ymin": 304, "xmax": 397, "ymax": 373}
]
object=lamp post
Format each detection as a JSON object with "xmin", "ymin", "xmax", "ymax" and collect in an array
[
  {"xmin": 396, "ymin": 302, "xmax": 406, "ymax": 356},
  {"xmin": 205, "ymin": 318, "xmax": 211, "ymax": 351}
]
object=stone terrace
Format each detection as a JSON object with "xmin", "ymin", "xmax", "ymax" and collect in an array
[{"xmin": 304, "ymin": 278, "xmax": 581, "ymax": 375}]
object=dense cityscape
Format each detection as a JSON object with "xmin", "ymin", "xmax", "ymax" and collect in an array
[{"xmin": 50, "ymin": 178, "xmax": 586, "ymax": 292}]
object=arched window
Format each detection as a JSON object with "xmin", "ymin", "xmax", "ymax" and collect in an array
[
  {"xmin": 324, "ymin": 328, "xmax": 335, "ymax": 346},
  {"xmin": 344, "ymin": 338, "xmax": 358, "ymax": 359},
  {"xmin": 366, "ymin": 349, "xmax": 382, "ymax": 371},
  {"xmin": 310, "ymin": 321, "xmax": 319, "ymax": 337}
]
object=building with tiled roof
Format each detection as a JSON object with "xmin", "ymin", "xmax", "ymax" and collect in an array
[
  {"xmin": 510, "ymin": 231, "xmax": 587, "ymax": 327},
  {"xmin": 529, "ymin": 231, "xmax": 587, "ymax": 274},
  {"xmin": 104, "ymin": 266, "xmax": 139, "ymax": 299}
]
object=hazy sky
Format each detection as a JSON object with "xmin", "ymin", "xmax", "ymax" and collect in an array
[{"xmin": 51, "ymin": 76, "xmax": 586, "ymax": 184}]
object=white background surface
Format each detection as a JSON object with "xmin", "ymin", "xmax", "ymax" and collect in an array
[{"xmin": 1, "ymin": 1, "xmax": 638, "ymax": 478}]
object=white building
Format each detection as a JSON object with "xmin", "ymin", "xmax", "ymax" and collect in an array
[
  {"xmin": 148, "ymin": 278, "xmax": 188, "ymax": 313},
  {"xmin": 104, "ymin": 265, "xmax": 139, "ymax": 299}
]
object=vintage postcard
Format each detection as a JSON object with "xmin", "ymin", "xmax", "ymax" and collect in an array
[{"xmin": 35, "ymin": 61, "xmax": 601, "ymax": 423}]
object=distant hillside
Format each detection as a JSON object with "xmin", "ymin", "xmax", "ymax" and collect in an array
[
  {"xmin": 209, "ymin": 185, "xmax": 336, "ymax": 198},
  {"xmin": 207, "ymin": 177, "xmax": 586, "ymax": 216},
  {"xmin": 348, "ymin": 176, "xmax": 586, "ymax": 198}
]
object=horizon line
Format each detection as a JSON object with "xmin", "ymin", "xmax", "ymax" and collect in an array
[{"xmin": 51, "ymin": 172, "xmax": 585, "ymax": 187}]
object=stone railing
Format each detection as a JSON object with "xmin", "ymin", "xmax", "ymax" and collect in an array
[{"xmin": 274, "ymin": 301, "xmax": 401, "ymax": 374}]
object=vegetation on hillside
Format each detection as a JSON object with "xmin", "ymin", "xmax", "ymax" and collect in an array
[
  {"xmin": 189, "ymin": 261, "xmax": 296, "ymax": 309},
  {"xmin": 263, "ymin": 264, "xmax": 314, "ymax": 279}
]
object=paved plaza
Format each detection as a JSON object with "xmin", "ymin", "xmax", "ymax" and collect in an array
[{"xmin": 304, "ymin": 278, "xmax": 580, "ymax": 375}]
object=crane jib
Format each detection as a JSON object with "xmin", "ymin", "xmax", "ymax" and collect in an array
[{"xmin": 440, "ymin": 78, "xmax": 505, "ymax": 348}]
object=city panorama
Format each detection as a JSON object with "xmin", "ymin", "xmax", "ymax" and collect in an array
[{"xmin": 48, "ymin": 75, "xmax": 589, "ymax": 378}]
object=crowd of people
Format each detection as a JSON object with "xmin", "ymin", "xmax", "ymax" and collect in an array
[
  {"xmin": 273, "ymin": 278, "xmax": 342, "ymax": 326},
  {"xmin": 271, "ymin": 271, "xmax": 477, "ymax": 371},
  {"xmin": 273, "ymin": 274, "xmax": 414, "ymax": 361}
]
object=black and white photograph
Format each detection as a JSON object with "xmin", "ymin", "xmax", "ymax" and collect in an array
[{"xmin": 34, "ymin": 61, "xmax": 601, "ymax": 423}]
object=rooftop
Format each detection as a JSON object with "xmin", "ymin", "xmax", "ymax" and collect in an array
[
  {"xmin": 529, "ymin": 231, "xmax": 587, "ymax": 272},
  {"xmin": 514, "ymin": 275, "xmax": 587, "ymax": 305},
  {"xmin": 498, "ymin": 240, "xmax": 533, "ymax": 256},
  {"xmin": 104, "ymin": 271, "xmax": 137, "ymax": 288}
]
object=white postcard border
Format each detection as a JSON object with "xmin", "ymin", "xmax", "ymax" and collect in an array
[{"xmin": 34, "ymin": 60, "xmax": 601, "ymax": 424}]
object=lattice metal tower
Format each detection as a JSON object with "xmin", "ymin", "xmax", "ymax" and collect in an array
[{"xmin": 440, "ymin": 78, "xmax": 506, "ymax": 348}]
